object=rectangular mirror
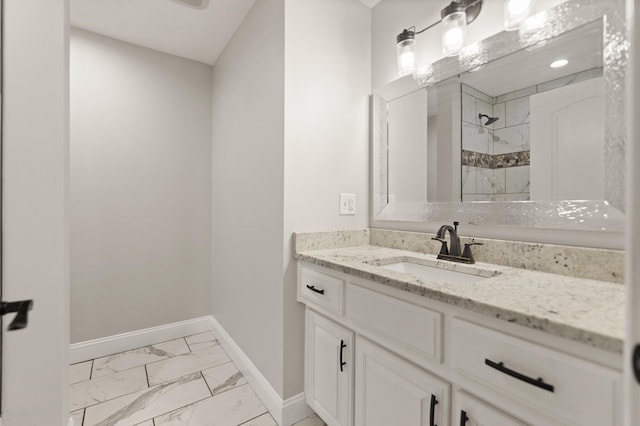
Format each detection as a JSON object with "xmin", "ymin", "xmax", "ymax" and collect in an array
[{"xmin": 372, "ymin": 0, "xmax": 626, "ymax": 232}]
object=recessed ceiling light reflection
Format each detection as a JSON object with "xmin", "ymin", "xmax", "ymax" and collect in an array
[{"xmin": 550, "ymin": 59, "xmax": 569, "ymax": 68}]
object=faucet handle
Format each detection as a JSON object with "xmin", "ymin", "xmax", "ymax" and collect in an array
[
  {"xmin": 462, "ymin": 241, "xmax": 483, "ymax": 263},
  {"xmin": 431, "ymin": 237, "xmax": 449, "ymax": 256}
]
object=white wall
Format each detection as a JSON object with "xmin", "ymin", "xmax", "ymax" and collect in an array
[
  {"xmin": 283, "ymin": 0, "xmax": 371, "ymax": 397},
  {"xmin": 70, "ymin": 28, "xmax": 212, "ymax": 343},
  {"xmin": 3, "ymin": 0, "xmax": 70, "ymax": 423},
  {"xmin": 210, "ymin": 0, "xmax": 370, "ymax": 401},
  {"xmin": 211, "ymin": 0, "xmax": 286, "ymax": 397}
]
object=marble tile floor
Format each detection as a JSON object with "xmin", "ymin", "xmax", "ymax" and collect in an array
[{"xmin": 69, "ymin": 332, "xmax": 326, "ymax": 426}]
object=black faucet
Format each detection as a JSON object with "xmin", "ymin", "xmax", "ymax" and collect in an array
[
  {"xmin": 435, "ymin": 222, "xmax": 462, "ymax": 257},
  {"xmin": 432, "ymin": 221, "xmax": 483, "ymax": 264}
]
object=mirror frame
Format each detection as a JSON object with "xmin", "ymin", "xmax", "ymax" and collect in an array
[{"xmin": 372, "ymin": 0, "xmax": 627, "ymax": 232}]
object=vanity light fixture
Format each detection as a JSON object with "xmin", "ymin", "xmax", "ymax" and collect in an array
[
  {"xmin": 396, "ymin": 29, "xmax": 417, "ymax": 76},
  {"xmin": 395, "ymin": 0, "xmax": 483, "ymax": 75},
  {"xmin": 504, "ymin": 0, "xmax": 535, "ymax": 31},
  {"xmin": 550, "ymin": 59, "xmax": 569, "ymax": 68}
]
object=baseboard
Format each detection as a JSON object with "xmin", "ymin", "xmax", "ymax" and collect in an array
[
  {"xmin": 69, "ymin": 316, "xmax": 213, "ymax": 364},
  {"xmin": 208, "ymin": 316, "xmax": 313, "ymax": 426},
  {"xmin": 282, "ymin": 393, "xmax": 313, "ymax": 426}
]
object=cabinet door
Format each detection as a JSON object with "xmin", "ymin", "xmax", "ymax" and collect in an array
[
  {"xmin": 355, "ymin": 337, "xmax": 450, "ymax": 426},
  {"xmin": 454, "ymin": 391, "xmax": 528, "ymax": 426},
  {"xmin": 305, "ymin": 309, "xmax": 353, "ymax": 426}
]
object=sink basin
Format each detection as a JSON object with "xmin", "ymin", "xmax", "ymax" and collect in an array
[{"xmin": 380, "ymin": 261, "xmax": 493, "ymax": 285}]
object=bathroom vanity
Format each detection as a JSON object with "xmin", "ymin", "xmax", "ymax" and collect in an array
[{"xmin": 294, "ymin": 230, "xmax": 623, "ymax": 426}]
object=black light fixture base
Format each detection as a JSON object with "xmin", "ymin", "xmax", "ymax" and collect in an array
[
  {"xmin": 441, "ymin": 0, "xmax": 483, "ymax": 24},
  {"xmin": 397, "ymin": 28, "xmax": 416, "ymax": 44}
]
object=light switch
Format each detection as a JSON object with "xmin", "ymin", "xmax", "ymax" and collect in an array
[{"xmin": 339, "ymin": 193, "xmax": 356, "ymax": 215}]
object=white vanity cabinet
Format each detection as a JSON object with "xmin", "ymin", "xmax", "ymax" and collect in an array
[
  {"xmin": 355, "ymin": 337, "xmax": 449, "ymax": 426},
  {"xmin": 297, "ymin": 262, "xmax": 622, "ymax": 426},
  {"xmin": 305, "ymin": 309, "xmax": 353, "ymax": 426},
  {"xmin": 454, "ymin": 391, "xmax": 528, "ymax": 426}
]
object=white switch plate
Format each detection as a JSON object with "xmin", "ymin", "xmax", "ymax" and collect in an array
[{"xmin": 339, "ymin": 193, "xmax": 356, "ymax": 215}]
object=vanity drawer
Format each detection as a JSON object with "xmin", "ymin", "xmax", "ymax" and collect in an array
[
  {"xmin": 452, "ymin": 318, "xmax": 618, "ymax": 426},
  {"xmin": 300, "ymin": 266, "xmax": 345, "ymax": 315},
  {"xmin": 346, "ymin": 284, "xmax": 442, "ymax": 364}
]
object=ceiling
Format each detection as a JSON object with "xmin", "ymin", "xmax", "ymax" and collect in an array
[
  {"xmin": 70, "ymin": 0, "xmax": 257, "ymax": 65},
  {"xmin": 71, "ymin": 0, "xmax": 380, "ymax": 66},
  {"xmin": 461, "ymin": 21, "xmax": 603, "ymax": 97}
]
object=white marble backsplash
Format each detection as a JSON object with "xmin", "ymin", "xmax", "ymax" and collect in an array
[
  {"xmin": 370, "ymin": 229, "xmax": 624, "ymax": 284},
  {"xmin": 293, "ymin": 229, "xmax": 370, "ymax": 253}
]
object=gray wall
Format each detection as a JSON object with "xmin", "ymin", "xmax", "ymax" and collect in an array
[
  {"xmin": 211, "ymin": 0, "xmax": 370, "ymax": 400},
  {"xmin": 283, "ymin": 0, "xmax": 371, "ymax": 397},
  {"xmin": 70, "ymin": 28, "xmax": 213, "ymax": 343},
  {"xmin": 211, "ymin": 0, "xmax": 286, "ymax": 397}
]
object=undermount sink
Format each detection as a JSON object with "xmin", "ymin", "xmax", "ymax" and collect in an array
[{"xmin": 380, "ymin": 260, "xmax": 496, "ymax": 285}]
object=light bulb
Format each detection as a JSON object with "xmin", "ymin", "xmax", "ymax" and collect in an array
[
  {"xmin": 400, "ymin": 49, "xmax": 416, "ymax": 73},
  {"xmin": 442, "ymin": 11, "xmax": 467, "ymax": 57},
  {"xmin": 505, "ymin": 0, "xmax": 534, "ymax": 31},
  {"xmin": 444, "ymin": 27, "xmax": 464, "ymax": 48}
]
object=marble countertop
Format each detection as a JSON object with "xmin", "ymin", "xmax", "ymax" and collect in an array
[{"xmin": 295, "ymin": 244, "xmax": 624, "ymax": 353}]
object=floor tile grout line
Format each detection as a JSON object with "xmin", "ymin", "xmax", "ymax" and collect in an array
[
  {"xmin": 236, "ymin": 411, "xmax": 271, "ymax": 426},
  {"xmin": 201, "ymin": 370, "xmax": 213, "ymax": 397},
  {"xmin": 144, "ymin": 365, "xmax": 150, "ymax": 388}
]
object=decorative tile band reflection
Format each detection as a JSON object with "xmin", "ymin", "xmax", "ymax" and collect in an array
[{"xmin": 462, "ymin": 150, "xmax": 530, "ymax": 169}]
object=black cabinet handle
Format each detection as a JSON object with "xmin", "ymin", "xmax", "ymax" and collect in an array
[
  {"xmin": 485, "ymin": 358, "xmax": 555, "ymax": 393},
  {"xmin": 429, "ymin": 394, "xmax": 438, "ymax": 426},
  {"xmin": 306, "ymin": 285, "xmax": 325, "ymax": 295},
  {"xmin": 339, "ymin": 340, "xmax": 347, "ymax": 372},
  {"xmin": 460, "ymin": 410, "xmax": 468, "ymax": 426},
  {"xmin": 633, "ymin": 345, "xmax": 640, "ymax": 384}
]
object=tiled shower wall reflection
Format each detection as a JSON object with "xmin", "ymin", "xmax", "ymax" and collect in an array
[
  {"xmin": 461, "ymin": 84, "xmax": 531, "ymax": 201},
  {"xmin": 460, "ymin": 68, "xmax": 602, "ymax": 202}
]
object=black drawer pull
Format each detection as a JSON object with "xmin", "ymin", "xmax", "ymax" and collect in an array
[
  {"xmin": 340, "ymin": 340, "xmax": 347, "ymax": 372},
  {"xmin": 485, "ymin": 358, "xmax": 555, "ymax": 393},
  {"xmin": 306, "ymin": 285, "xmax": 324, "ymax": 295},
  {"xmin": 460, "ymin": 410, "xmax": 468, "ymax": 426},
  {"xmin": 633, "ymin": 345, "xmax": 640, "ymax": 384},
  {"xmin": 429, "ymin": 394, "xmax": 438, "ymax": 426}
]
